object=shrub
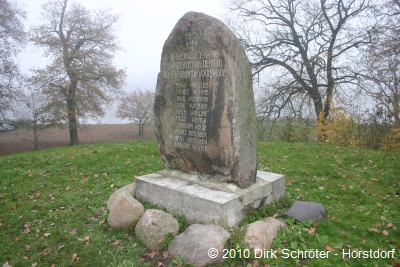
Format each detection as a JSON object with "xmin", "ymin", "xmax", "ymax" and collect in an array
[
  {"xmin": 381, "ymin": 126, "xmax": 400, "ymax": 152},
  {"xmin": 315, "ymin": 108, "xmax": 358, "ymax": 147}
]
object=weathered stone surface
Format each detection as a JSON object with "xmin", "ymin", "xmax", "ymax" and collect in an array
[
  {"xmin": 168, "ymin": 224, "xmax": 231, "ymax": 267},
  {"xmin": 135, "ymin": 209, "xmax": 179, "ymax": 251},
  {"xmin": 135, "ymin": 170, "xmax": 285, "ymax": 227},
  {"xmin": 107, "ymin": 182, "xmax": 136, "ymax": 210},
  {"xmin": 244, "ymin": 217, "xmax": 286, "ymax": 254},
  {"xmin": 154, "ymin": 11, "xmax": 257, "ymax": 188},
  {"xmin": 107, "ymin": 191, "xmax": 144, "ymax": 229},
  {"xmin": 285, "ymin": 201, "xmax": 326, "ymax": 222}
]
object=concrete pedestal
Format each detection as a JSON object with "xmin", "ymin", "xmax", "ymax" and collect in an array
[{"xmin": 135, "ymin": 169, "xmax": 285, "ymax": 227}]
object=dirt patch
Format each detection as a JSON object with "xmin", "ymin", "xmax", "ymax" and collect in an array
[{"xmin": 0, "ymin": 124, "xmax": 156, "ymax": 156}]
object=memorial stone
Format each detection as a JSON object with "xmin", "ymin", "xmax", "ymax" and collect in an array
[
  {"xmin": 154, "ymin": 11, "xmax": 257, "ymax": 188},
  {"xmin": 135, "ymin": 12, "xmax": 285, "ymax": 227}
]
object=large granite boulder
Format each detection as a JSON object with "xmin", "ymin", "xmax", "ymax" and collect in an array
[
  {"xmin": 107, "ymin": 191, "xmax": 144, "ymax": 229},
  {"xmin": 244, "ymin": 217, "xmax": 286, "ymax": 254},
  {"xmin": 154, "ymin": 11, "xmax": 257, "ymax": 188},
  {"xmin": 135, "ymin": 209, "xmax": 179, "ymax": 251},
  {"xmin": 168, "ymin": 224, "xmax": 231, "ymax": 267}
]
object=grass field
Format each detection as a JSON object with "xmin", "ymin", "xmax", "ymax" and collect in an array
[{"xmin": 0, "ymin": 141, "xmax": 399, "ymax": 266}]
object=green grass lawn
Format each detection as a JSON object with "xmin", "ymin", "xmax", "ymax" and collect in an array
[{"xmin": 0, "ymin": 141, "xmax": 399, "ymax": 266}]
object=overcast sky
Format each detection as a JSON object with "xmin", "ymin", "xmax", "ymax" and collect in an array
[
  {"xmin": 19, "ymin": 0, "xmax": 226, "ymax": 88},
  {"xmin": 17, "ymin": 0, "xmax": 227, "ymax": 123}
]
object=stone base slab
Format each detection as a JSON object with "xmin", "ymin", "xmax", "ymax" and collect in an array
[{"xmin": 135, "ymin": 170, "xmax": 285, "ymax": 227}]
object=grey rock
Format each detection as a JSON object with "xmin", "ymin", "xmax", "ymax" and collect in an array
[
  {"xmin": 285, "ymin": 200, "xmax": 326, "ymax": 221},
  {"xmin": 154, "ymin": 11, "xmax": 257, "ymax": 188},
  {"xmin": 135, "ymin": 209, "xmax": 179, "ymax": 251},
  {"xmin": 168, "ymin": 224, "xmax": 231, "ymax": 267},
  {"xmin": 244, "ymin": 217, "xmax": 286, "ymax": 253},
  {"xmin": 107, "ymin": 191, "xmax": 144, "ymax": 229},
  {"xmin": 107, "ymin": 182, "xmax": 136, "ymax": 210}
]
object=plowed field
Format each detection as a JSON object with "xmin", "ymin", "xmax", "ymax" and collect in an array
[{"xmin": 0, "ymin": 124, "xmax": 156, "ymax": 156}]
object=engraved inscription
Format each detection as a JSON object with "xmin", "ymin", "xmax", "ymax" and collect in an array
[
  {"xmin": 170, "ymin": 36, "xmax": 227, "ymax": 152},
  {"xmin": 164, "ymin": 49, "xmax": 227, "ymax": 78},
  {"xmin": 174, "ymin": 81, "xmax": 209, "ymax": 152}
]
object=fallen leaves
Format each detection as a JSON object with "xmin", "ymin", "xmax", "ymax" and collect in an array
[
  {"xmin": 78, "ymin": 236, "xmax": 91, "ymax": 245},
  {"xmin": 338, "ymin": 185, "xmax": 347, "ymax": 190},
  {"xmin": 147, "ymin": 251, "xmax": 159, "ymax": 259},
  {"xmin": 382, "ymin": 230, "xmax": 389, "ymax": 236},
  {"xmin": 326, "ymin": 245, "xmax": 334, "ymax": 252},
  {"xmin": 306, "ymin": 227, "xmax": 316, "ymax": 234},
  {"xmin": 286, "ymin": 180, "xmax": 295, "ymax": 186},
  {"xmin": 1, "ymin": 143, "xmax": 397, "ymax": 267},
  {"xmin": 40, "ymin": 247, "xmax": 52, "ymax": 256},
  {"xmin": 112, "ymin": 240, "xmax": 121, "ymax": 246},
  {"xmin": 21, "ymin": 222, "xmax": 31, "ymax": 234},
  {"xmin": 71, "ymin": 253, "xmax": 79, "ymax": 264}
]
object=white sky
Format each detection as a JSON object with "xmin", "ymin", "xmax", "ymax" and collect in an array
[{"xmin": 18, "ymin": 0, "xmax": 227, "ymax": 123}]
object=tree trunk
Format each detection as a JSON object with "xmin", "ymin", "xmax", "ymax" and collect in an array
[
  {"xmin": 138, "ymin": 121, "xmax": 143, "ymax": 136},
  {"xmin": 69, "ymin": 126, "xmax": 79, "ymax": 146},
  {"xmin": 33, "ymin": 117, "xmax": 38, "ymax": 151},
  {"xmin": 67, "ymin": 98, "xmax": 79, "ymax": 146},
  {"xmin": 310, "ymin": 88, "xmax": 329, "ymax": 143}
]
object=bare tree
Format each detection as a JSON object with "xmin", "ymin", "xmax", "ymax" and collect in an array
[
  {"xmin": 17, "ymin": 85, "xmax": 55, "ymax": 151},
  {"xmin": 357, "ymin": 0, "xmax": 400, "ymax": 126},
  {"xmin": 0, "ymin": 0, "xmax": 26, "ymax": 120},
  {"xmin": 116, "ymin": 89, "xmax": 154, "ymax": 136},
  {"xmin": 30, "ymin": 0, "xmax": 126, "ymax": 146},
  {"xmin": 225, "ymin": 0, "xmax": 377, "ymax": 141}
]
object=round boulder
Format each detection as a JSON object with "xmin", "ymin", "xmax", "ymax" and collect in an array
[
  {"xmin": 168, "ymin": 224, "xmax": 231, "ymax": 267},
  {"xmin": 107, "ymin": 182, "xmax": 136, "ymax": 210},
  {"xmin": 244, "ymin": 217, "xmax": 286, "ymax": 254},
  {"xmin": 135, "ymin": 209, "xmax": 179, "ymax": 251},
  {"xmin": 107, "ymin": 191, "xmax": 144, "ymax": 229}
]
